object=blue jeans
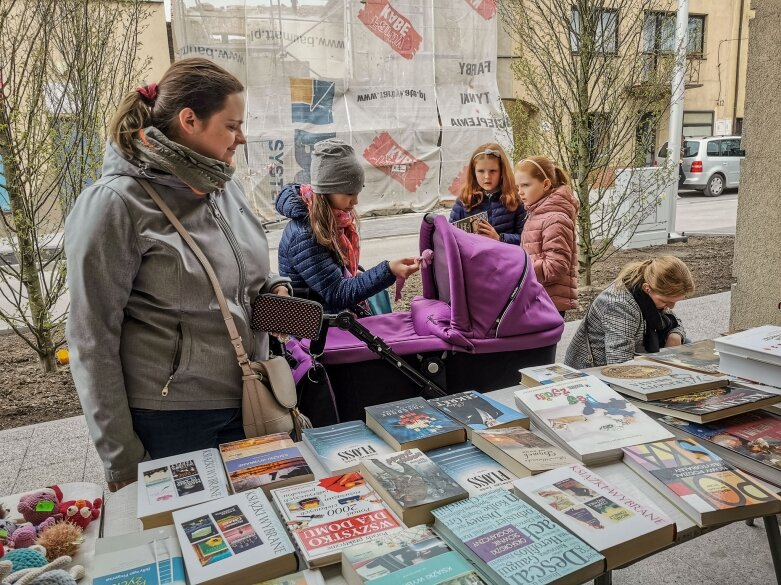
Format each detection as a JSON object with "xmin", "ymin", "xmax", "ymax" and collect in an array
[{"xmin": 131, "ymin": 408, "xmax": 245, "ymax": 459}]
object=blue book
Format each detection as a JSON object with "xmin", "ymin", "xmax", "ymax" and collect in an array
[
  {"xmin": 428, "ymin": 443, "xmax": 517, "ymax": 495},
  {"xmin": 429, "ymin": 391, "xmax": 529, "ymax": 438},
  {"xmin": 373, "ymin": 551, "xmax": 486, "ymax": 585},
  {"xmin": 432, "ymin": 490, "xmax": 605, "ymax": 585},
  {"xmin": 365, "ymin": 397, "xmax": 466, "ymax": 451},
  {"xmin": 302, "ymin": 420, "xmax": 394, "ymax": 473},
  {"xmin": 93, "ymin": 526, "xmax": 187, "ymax": 585}
]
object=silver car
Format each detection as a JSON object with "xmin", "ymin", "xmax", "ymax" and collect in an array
[{"xmin": 657, "ymin": 136, "xmax": 744, "ymax": 197}]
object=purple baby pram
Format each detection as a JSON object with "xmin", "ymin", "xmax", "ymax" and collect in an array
[{"xmin": 286, "ymin": 214, "xmax": 564, "ymax": 425}]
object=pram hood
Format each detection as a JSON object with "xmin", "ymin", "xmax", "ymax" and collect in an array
[{"xmin": 417, "ymin": 214, "xmax": 563, "ymax": 340}]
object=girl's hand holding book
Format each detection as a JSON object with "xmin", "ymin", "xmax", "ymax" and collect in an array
[{"xmin": 476, "ymin": 219, "xmax": 500, "ymax": 241}]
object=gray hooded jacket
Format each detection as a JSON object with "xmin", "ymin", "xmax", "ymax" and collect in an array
[{"xmin": 65, "ymin": 142, "xmax": 290, "ymax": 483}]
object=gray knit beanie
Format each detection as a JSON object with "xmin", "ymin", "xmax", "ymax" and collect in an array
[{"xmin": 310, "ymin": 138, "xmax": 365, "ymax": 195}]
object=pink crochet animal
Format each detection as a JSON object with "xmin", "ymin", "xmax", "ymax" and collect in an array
[{"xmin": 17, "ymin": 487, "xmax": 63, "ymax": 526}]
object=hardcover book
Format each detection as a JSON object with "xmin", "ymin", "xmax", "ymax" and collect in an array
[
  {"xmin": 302, "ymin": 421, "xmax": 394, "ymax": 474},
  {"xmin": 271, "ymin": 472, "xmax": 401, "ymax": 567},
  {"xmin": 644, "ymin": 339, "xmax": 722, "ymax": 374},
  {"xmin": 360, "ymin": 449, "xmax": 468, "ymax": 526},
  {"xmin": 519, "ymin": 363, "xmax": 589, "ymax": 387},
  {"xmin": 622, "ymin": 437, "xmax": 781, "ymax": 526},
  {"xmin": 365, "ymin": 397, "xmax": 466, "ymax": 451},
  {"xmin": 93, "ymin": 526, "xmax": 186, "ymax": 585},
  {"xmin": 428, "ymin": 391, "xmax": 529, "ymax": 438},
  {"xmin": 341, "ymin": 526, "xmax": 485, "ymax": 585},
  {"xmin": 583, "ymin": 359, "xmax": 729, "ymax": 401},
  {"xmin": 714, "ymin": 326, "xmax": 781, "ymax": 387},
  {"xmin": 172, "ymin": 488, "xmax": 297, "ymax": 585},
  {"xmin": 635, "ymin": 382, "xmax": 780, "ymax": 423},
  {"xmin": 513, "ymin": 464, "xmax": 675, "ymax": 569},
  {"xmin": 219, "ymin": 434, "xmax": 313, "ymax": 495},
  {"xmin": 657, "ymin": 410, "xmax": 781, "ymax": 486},
  {"xmin": 432, "ymin": 490, "xmax": 604, "ymax": 585},
  {"xmin": 514, "ymin": 377, "xmax": 673, "ymax": 465},
  {"xmin": 137, "ymin": 449, "xmax": 230, "ymax": 529},
  {"xmin": 428, "ymin": 443, "xmax": 517, "ymax": 495},
  {"xmin": 259, "ymin": 569, "xmax": 326, "ymax": 585},
  {"xmin": 471, "ymin": 427, "xmax": 576, "ymax": 477}
]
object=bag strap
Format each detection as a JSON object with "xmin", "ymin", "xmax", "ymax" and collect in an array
[{"xmin": 136, "ymin": 179, "xmax": 255, "ymax": 381}]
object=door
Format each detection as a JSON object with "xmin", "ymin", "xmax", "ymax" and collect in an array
[
  {"xmin": 719, "ymin": 138, "xmax": 742, "ymax": 186},
  {"xmin": 705, "ymin": 139, "xmax": 728, "ymax": 184}
]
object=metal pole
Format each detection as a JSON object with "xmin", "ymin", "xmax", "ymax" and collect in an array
[{"xmin": 666, "ymin": 0, "xmax": 689, "ymax": 241}]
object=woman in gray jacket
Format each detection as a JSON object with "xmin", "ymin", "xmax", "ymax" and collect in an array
[
  {"xmin": 565, "ymin": 256, "xmax": 694, "ymax": 369},
  {"xmin": 65, "ymin": 58, "xmax": 290, "ymax": 492}
]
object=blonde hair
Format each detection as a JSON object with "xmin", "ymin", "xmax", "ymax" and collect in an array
[
  {"xmin": 308, "ymin": 194, "xmax": 357, "ymax": 266},
  {"xmin": 514, "ymin": 156, "xmax": 571, "ymax": 191},
  {"xmin": 618, "ymin": 256, "xmax": 695, "ymax": 297},
  {"xmin": 460, "ymin": 143, "xmax": 520, "ymax": 212},
  {"xmin": 109, "ymin": 58, "xmax": 244, "ymax": 158}
]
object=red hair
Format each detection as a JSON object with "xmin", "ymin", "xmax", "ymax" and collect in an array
[
  {"xmin": 513, "ymin": 155, "xmax": 571, "ymax": 192},
  {"xmin": 460, "ymin": 143, "xmax": 520, "ymax": 212}
]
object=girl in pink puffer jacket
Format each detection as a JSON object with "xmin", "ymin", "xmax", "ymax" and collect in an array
[{"xmin": 514, "ymin": 156, "xmax": 579, "ymax": 316}]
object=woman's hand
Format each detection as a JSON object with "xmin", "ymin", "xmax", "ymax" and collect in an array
[
  {"xmin": 666, "ymin": 332, "xmax": 684, "ymax": 347},
  {"xmin": 389, "ymin": 258, "xmax": 421, "ymax": 280},
  {"xmin": 273, "ymin": 285, "xmax": 290, "ymax": 296},
  {"xmin": 476, "ymin": 220, "xmax": 500, "ymax": 241}
]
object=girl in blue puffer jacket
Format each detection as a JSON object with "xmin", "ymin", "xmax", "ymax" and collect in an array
[
  {"xmin": 276, "ymin": 139, "xmax": 420, "ymax": 314},
  {"xmin": 450, "ymin": 143, "xmax": 526, "ymax": 244}
]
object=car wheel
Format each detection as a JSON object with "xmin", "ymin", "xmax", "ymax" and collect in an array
[{"xmin": 705, "ymin": 174, "xmax": 725, "ymax": 197}]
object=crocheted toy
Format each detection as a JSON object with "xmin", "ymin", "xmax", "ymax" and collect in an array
[
  {"xmin": 0, "ymin": 548, "xmax": 48, "ymax": 573},
  {"xmin": 0, "ymin": 546, "xmax": 83, "ymax": 585},
  {"xmin": 34, "ymin": 523, "xmax": 82, "ymax": 562},
  {"xmin": 7, "ymin": 519, "xmax": 57, "ymax": 551},
  {"xmin": 55, "ymin": 499, "xmax": 101, "ymax": 531},
  {"xmin": 16, "ymin": 489, "xmax": 63, "ymax": 527},
  {"xmin": 0, "ymin": 519, "xmax": 18, "ymax": 547}
]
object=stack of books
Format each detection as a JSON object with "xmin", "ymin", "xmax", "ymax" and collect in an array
[
  {"xmin": 428, "ymin": 443, "xmax": 517, "ymax": 495},
  {"xmin": 365, "ymin": 397, "xmax": 466, "ymax": 451},
  {"xmin": 302, "ymin": 421, "xmax": 394, "ymax": 474},
  {"xmin": 714, "ymin": 326, "xmax": 781, "ymax": 388},
  {"xmin": 470, "ymin": 427, "xmax": 576, "ymax": 477}
]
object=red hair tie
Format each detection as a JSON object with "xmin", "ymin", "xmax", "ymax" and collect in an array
[{"xmin": 136, "ymin": 83, "xmax": 158, "ymax": 103}]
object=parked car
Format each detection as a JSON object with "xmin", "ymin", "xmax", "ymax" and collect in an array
[{"xmin": 657, "ymin": 136, "xmax": 744, "ymax": 197}]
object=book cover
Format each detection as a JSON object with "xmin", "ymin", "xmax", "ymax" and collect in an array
[
  {"xmin": 302, "ymin": 421, "xmax": 394, "ymax": 473},
  {"xmin": 429, "ymin": 391, "xmax": 528, "ymax": 433},
  {"xmin": 519, "ymin": 363, "xmax": 589, "ymax": 386},
  {"xmin": 622, "ymin": 438, "xmax": 780, "ymax": 517},
  {"xmin": 361, "ymin": 449, "xmax": 467, "ymax": 510},
  {"xmin": 638, "ymin": 382, "xmax": 780, "ymax": 422},
  {"xmin": 271, "ymin": 472, "xmax": 401, "ymax": 566},
  {"xmin": 659, "ymin": 410, "xmax": 781, "ymax": 474},
  {"xmin": 472, "ymin": 427, "xmax": 576, "ymax": 473},
  {"xmin": 93, "ymin": 526, "xmax": 187, "ymax": 585},
  {"xmin": 714, "ymin": 325, "xmax": 781, "ymax": 366},
  {"xmin": 365, "ymin": 397, "xmax": 463, "ymax": 445},
  {"xmin": 646, "ymin": 339, "xmax": 722, "ymax": 374},
  {"xmin": 371, "ymin": 551, "xmax": 486, "ymax": 585},
  {"xmin": 259, "ymin": 569, "xmax": 326, "ymax": 585},
  {"xmin": 514, "ymin": 464, "xmax": 674, "ymax": 569},
  {"xmin": 585, "ymin": 359, "xmax": 729, "ymax": 399},
  {"xmin": 219, "ymin": 434, "xmax": 313, "ymax": 493},
  {"xmin": 428, "ymin": 443, "xmax": 517, "ymax": 495},
  {"xmin": 451, "ymin": 211, "xmax": 488, "ymax": 234},
  {"xmin": 432, "ymin": 490, "xmax": 604, "ymax": 585},
  {"xmin": 514, "ymin": 378, "xmax": 672, "ymax": 462},
  {"xmin": 173, "ymin": 488, "xmax": 296, "ymax": 584},
  {"xmin": 137, "ymin": 449, "xmax": 229, "ymax": 526}
]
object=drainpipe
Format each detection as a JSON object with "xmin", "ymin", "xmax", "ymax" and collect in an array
[
  {"xmin": 666, "ymin": 0, "xmax": 689, "ymax": 241},
  {"xmin": 733, "ymin": 0, "xmax": 746, "ymax": 133}
]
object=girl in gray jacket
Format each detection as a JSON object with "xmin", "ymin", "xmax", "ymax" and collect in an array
[{"xmin": 65, "ymin": 58, "xmax": 290, "ymax": 492}]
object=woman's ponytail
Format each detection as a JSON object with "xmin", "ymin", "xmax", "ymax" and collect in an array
[{"xmin": 109, "ymin": 91, "xmax": 152, "ymax": 159}]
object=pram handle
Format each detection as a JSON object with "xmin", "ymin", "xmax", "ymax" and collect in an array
[{"xmin": 310, "ymin": 310, "xmax": 448, "ymax": 399}]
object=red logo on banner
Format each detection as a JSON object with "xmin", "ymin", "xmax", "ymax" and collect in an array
[
  {"xmin": 357, "ymin": 0, "xmax": 422, "ymax": 60},
  {"xmin": 448, "ymin": 164, "xmax": 469, "ymax": 197},
  {"xmin": 364, "ymin": 132, "xmax": 429, "ymax": 193},
  {"xmin": 464, "ymin": 0, "xmax": 497, "ymax": 20}
]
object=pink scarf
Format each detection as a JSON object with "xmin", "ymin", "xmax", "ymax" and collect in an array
[{"xmin": 300, "ymin": 184, "xmax": 360, "ymax": 276}]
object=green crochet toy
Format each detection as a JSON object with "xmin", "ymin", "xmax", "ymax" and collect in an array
[{"xmin": 0, "ymin": 545, "xmax": 83, "ymax": 585}]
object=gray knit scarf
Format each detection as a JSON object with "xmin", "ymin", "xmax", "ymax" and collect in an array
[{"xmin": 133, "ymin": 126, "xmax": 235, "ymax": 194}]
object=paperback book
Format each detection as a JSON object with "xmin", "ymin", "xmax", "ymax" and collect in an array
[
  {"xmin": 172, "ymin": 488, "xmax": 297, "ymax": 585},
  {"xmin": 657, "ymin": 410, "xmax": 781, "ymax": 486},
  {"xmin": 514, "ymin": 377, "xmax": 673, "ymax": 465},
  {"xmin": 302, "ymin": 421, "xmax": 394, "ymax": 474},
  {"xmin": 622, "ymin": 437, "xmax": 781, "ymax": 526},
  {"xmin": 219, "ymin": 434, "xmax": 313, "ymax": 495},
  {"xmin": 583, "ymin": 359, "xmax": 729, "ymax": 401},
  {"xmin": 519, "ymin": 363, "xmax": 589, "ymax": 387},
  {"xmin": 365, "ymin": 397, "xmax": 466, "ymax": 451},
  {"xmin": 451, "ymin": 211, "xmax": 488, "ymax": 234},
  {"xmin": 341, "ymin": 526, "xmax": 485, "ymax": 585},
  {"xmin": 93, "ymin": 526, "xmax": 186, "ymax": 585},
  {"xmin": 635, "ymin": 382, "xmax": 780, "ymax": 423},
  {"xmin": 471, "ymin": 427, "xmax": 576, "ymax": 477},
  {"xmin": 514, "ymin": 464, "xmax": 675, "ymax": 569},
  {"xmin": 271, "ymin": 472, "xmax": 401, "ymax": 567},
  {"xmin": 432, "ymin": 489, "xmax": 604, "ymax": 585},
  {"xmin": 360, "ymin": 449, "xmax": 468, "ymax": 526},
  {"xmin": 714, "ymin": 326, "xmax": 781, "ymax": 387},
  {"xmin": 428, "ymin": 443, "xmax": 517, "ymax": 495},
  {"xmin": 137, "ymin": 449, "xmax": 230, "ymax": 528},
  {"xmin": 428, "ymin": 391, "xmax": 529, "ymax": 438},
  {"xmin": 259, "ymin": 569, "xmax": 326, "ymax": 585},
  {"xmin": 644, "ymin": 339, "xmax": 722, "ymax": 374}
]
